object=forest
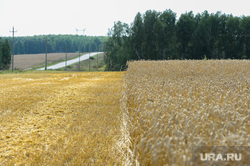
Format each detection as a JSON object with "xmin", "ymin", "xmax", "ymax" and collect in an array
[
  {"xmin": 104, "ymin": 10, "xmax": 250, "ymax": 71},
  {"xmin": 1, "ymin": 35, "xmax": 107, "ymax": 55}
]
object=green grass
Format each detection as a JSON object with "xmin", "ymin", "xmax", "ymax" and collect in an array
[
  {"xmin": 0, "ymin": 69, "xmax": 63, "ymax": 75},
  {"xmin": 0, "ymin": 70, "xmax": 22, "ymax": 75}
]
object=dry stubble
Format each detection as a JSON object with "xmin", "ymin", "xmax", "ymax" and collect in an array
[{"xmin": 0, "ymin": 71, "xmax": 124, "ymax": 165}]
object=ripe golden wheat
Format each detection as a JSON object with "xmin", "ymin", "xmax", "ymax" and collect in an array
[{"xmin": 120, "ymin": 60, "xmax": 249, "ymax": 165}]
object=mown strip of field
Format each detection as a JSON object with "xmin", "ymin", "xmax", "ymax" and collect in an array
[{"xmin": 0, "ymin": 71, "xmax": 124, "ymax": 165}]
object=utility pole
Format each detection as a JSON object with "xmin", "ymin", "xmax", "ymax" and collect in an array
[
  {"xmin": 65, "ymin": 45, "xmax": 67, "ymax": 71},
  {"xmin": 89, "ymin": 52, "xmax": 90, "ymax": 71},
  {"xmin": 89, "ymin": 41, "xmax": 91, "ymax": 71},
  {"xmin": 97, "ymin": 52, "xmax": 98, "ymax": 71},
  {"xmin": 76, "ymin": 28, "xmax": 85, "ymax": 71},
  {"xmin": 78, "ymin": 52, "xmax": 80, "ymax": 71},
  {"xmin": 9, "ymin": 27, "xmax": 17, "ymax": 72},
  {"xmin": 45, "ymin": 36, "xmax": 48, "ymax": 70},
  {"xmin": 76, "ymin": 28, "xmax": 85, "ymax": 36}
]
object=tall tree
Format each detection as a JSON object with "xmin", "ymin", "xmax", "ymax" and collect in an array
[
  {"xmin": 193, "ymin": 11, "xmax": 221, "ymax": 59},
  {"xmin": 104, "ymin": 21, "xmax": 129, "ymax": 71},
  {"xmin": 216, "ymin": 13, "xmax": 229, "ymax": 59},
  {"xmin": 240, "ymin": 16, "xmax": 250, "ymax": 59},
  {"xmin": 155, "ymin": 9, "xmax": 176, "ymax": 59},
  {"xmin": 143, "ymin": 10, "xmax": 160, "ymax": 60},
  {"xmin": 176, "ymin": 11, "xmax": 196, "ymax": 59},
  {"xmin": 130, "ymin": 12, "xmax": 144, "ymax": 60},
  {"xmin": 0, "ymin": 39, "xmax": 2, "ymax": 70},
  {"xmin": 225, "ymin": 16, "xmax": 243, "ymax": 59},
  {"xmin": 1, "ymin": 39, "xmax": 11, "ymax": 70}
]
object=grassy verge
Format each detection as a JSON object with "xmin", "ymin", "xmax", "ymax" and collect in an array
[
  {"xmin": 56, "ymin": 53, "xmax": 105, "ymax": 71},
  {"xmin": 33, "ymin": 52, "xmax": 87, "ymax": 70}
]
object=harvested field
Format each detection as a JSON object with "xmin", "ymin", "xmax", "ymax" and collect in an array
[
  {"xmin": 0, "ymin": 71, "xmax": 124, "ymax": 165},
  {"xmin": 11, "ymin": 53, "xmax": 82, "ymax": 70}
]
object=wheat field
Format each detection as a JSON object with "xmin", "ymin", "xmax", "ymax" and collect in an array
[
  {"xmin": 0, "ymin": 71, "xmax": 123, "ymax": 165},
  {"xmin": 0, "ymin": 60, "xmax": 249, "ymax": 165},
  {"xmin": 121, "ymin": 60, "xmax": 249, "ymax": 165}
]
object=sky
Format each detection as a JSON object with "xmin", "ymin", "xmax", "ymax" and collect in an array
[{"xmin": 0, "ymin": 0, "xmax": 249, "ymax": 37}]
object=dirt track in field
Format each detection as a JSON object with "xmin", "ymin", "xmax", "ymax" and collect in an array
[{"xmin": 12, "ymin": 53, "xmax": 81, "ymax": 70}]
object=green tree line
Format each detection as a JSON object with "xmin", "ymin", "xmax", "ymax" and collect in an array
[
  {"xmin": 1, "ymin": 35, "xmax": 107, "ymax": 55},
  {"xmin": 104, "ymin": 10, "xmax": 250, "ymax": 71},
  {"xmin": 0, "ymin": 38, "xmax": 11, "ymax": 70}
]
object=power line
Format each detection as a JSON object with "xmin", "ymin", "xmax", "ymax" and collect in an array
[
  {"xmin": 76, "ymin": 28, "xmax": 85, "ymax": 71},
  {"xmin": 65, "ymin": 45, "xmax": 67, "ymax": 71},
  {"xmin": 97, "ymin": 52, "xmax": 98, "ymax": 71},
  {"xmin": 76, "ymin": 28, "xmax": 85, "ymax": 36},
  {"xmin": 78, "ymin": 52, "xmax": 81, "ymax": 71},
  {"xmin": 45, "ymin": 36, "xmax": 48, "ymax": 70},
  {"xmin": 9, "ymin": 27, "xmax": 17, "ymax": 72}
]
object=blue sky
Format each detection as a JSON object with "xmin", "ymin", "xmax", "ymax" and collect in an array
[{"xmin": 0, "ymin": 0, "xmax": 249, "ymax": 36}]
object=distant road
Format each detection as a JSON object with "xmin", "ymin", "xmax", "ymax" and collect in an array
[{"xmin": 37, "ymin": 52, "xmax": 103, "ymax": 70}]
